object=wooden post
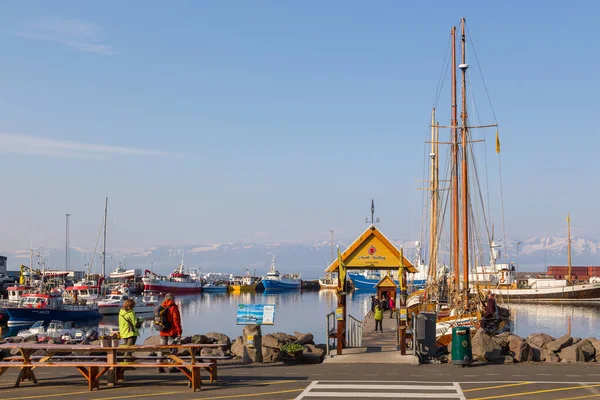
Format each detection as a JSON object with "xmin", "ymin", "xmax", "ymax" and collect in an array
[{"xmin": 336, "ymin": 293, "xmax": 345, "ymax": 355}]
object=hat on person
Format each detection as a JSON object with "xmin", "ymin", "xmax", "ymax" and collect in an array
[{"xmin": 165, "ymin": 293, "xmax": 174, "ymax": 300}]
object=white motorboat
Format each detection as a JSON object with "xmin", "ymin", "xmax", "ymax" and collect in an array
[
  {"xmin": 98, "ymin": 293, "xmax": 155, "ymax": 315},
  {"xmin": 17, "ymin": 320, "xmax": 46, "ymax": 339},
  {"xmin": 18, "ymin": 320, "xmax": 86, "ymax": 342},
  {"xmin": 109, "ymin": 263, "xmax": 142, "ymax": 280}
]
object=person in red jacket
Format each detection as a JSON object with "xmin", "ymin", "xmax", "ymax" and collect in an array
[{"xmin": 157, "ymin": 293, "xmax": 183, "ymax": 373}]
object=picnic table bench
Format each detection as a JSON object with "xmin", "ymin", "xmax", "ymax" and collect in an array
[{"xmin": 0, "ymin": 343, "xmax": 230, "ymax": 391}]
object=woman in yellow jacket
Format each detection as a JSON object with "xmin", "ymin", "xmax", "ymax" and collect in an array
[
  {"xmin": 119, "ymin": 299, "xmax": 141, "ymax": 360},
  {"xmin": 374, "ymin": 302, "xmax": 384, "ymax": 332}
]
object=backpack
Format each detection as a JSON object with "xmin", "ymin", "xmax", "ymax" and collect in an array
[{"xmin": 153, "ymin": 305, "xmax": 171, "ymax": 332}]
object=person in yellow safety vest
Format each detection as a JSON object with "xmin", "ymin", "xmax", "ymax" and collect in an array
[{"xmin": 374, "ymin": 302, "xmax": 384, "ymax": 332}]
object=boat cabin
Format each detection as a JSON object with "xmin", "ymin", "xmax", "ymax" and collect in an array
[
  {"xmin": 6, "ymin": 285, "xmax": 32, "ymax": 303},
  {"xmin": 496, "ymin": 263, "xmax": 517, "ymax": 287},
  {"xmin": 65, "ymin": 278, "xmax": 103, "ymax": 300},
  {"xmin": 20, "ymin": 293, "xmax": 61, "ymax": 309}
]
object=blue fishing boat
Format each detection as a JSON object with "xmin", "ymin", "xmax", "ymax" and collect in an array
[
  {"xmin": 348, "ymin": 271, "xmax": 426, "ymax": 291},
  {"xmin": 261, "ymin": 255, "xmax": 301, "ymax": 291},
  {"xmin": 4, "ymin": 292, "xmax": 101, "ymax": 326},
  {"xmin": 202, "ymin": 283, "xmax": 229, "ymax": 293}
]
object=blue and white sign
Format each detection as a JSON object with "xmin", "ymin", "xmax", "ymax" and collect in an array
[{"xmin": 236, "ymin": 304, "xmax": 276, "ymax": 325}]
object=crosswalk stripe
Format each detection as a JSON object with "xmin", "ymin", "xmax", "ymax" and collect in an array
[
  {"xmin": 296, "ymin": 381, "xmax": 466, "ymax": 400},
  {"xmin": 304, "ymin": 393, "xmax": 462, "ymax": 398},
  {"xmin": 312, "ymin": 384, "xmax": 457, "ymax": 391}
]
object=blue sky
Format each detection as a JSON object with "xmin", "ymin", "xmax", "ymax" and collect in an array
[{"xmin": 0, "ymin": 1, "xmax": 598, "ymax": 253}]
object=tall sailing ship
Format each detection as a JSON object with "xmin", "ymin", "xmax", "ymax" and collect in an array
[{"xmin": 408, "ymin": 18, "xmax": 513, "ymax": 344}]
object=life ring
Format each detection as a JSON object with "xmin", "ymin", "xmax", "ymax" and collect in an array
[{"xmin": 500, "ymin": 278, "xmax": 505, "ymax": 284}]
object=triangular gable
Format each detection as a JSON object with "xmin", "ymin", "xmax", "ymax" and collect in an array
[
  {"xmin": 375, "ymin": 275, "xmax": 398, "ymax": 288},
  {"xmin": 325, "ymin": 225, "xmax": 416, "ymax": 273}
]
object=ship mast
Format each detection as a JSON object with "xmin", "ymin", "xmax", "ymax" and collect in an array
[
  {"xmin": 102, "ymin": 197, "xmax": 107, "ymax": 278},
  {"xmin": 567, "ymin": 213, "xmax": 572, "ymax": 285},
  {"xmin": 459, "ymin": 17, "xmax": 470, "ymax": 306},
  {"xmin": 428, "ymin": 108, "xmax": 439, "ymax": 297},
  {"xmin": 65, "ymin": 213, "xmax": 71, "ymax": 271},
  {"xmin": 450, "ymin": 26, "xmax": 460, "ymax": 297}
]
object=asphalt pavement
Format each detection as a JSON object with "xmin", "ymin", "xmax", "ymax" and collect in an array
[{"xmin": 1, "ymin": 361, "xmax": 600, "ymax": 399}]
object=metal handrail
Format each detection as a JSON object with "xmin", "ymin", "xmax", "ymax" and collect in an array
[
  {"xmin": 347, "ymin": 314, "xmax": 362, "ymax": 348},
  {"xmin": 325, "ymin": 311, "xmax": 335, "ymax": 356},
  {"xmin": 325, "ymin": 311, "xmax": 364, "ymax": 355}
]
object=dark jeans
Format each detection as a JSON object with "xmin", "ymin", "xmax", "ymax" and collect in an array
[
  {"xmin": 375, "ymin": 319, "xmax": 383, "ymax": 332},
  {"xmin": 123, "ymin": 336, "xmax": 137, "ymax": 359}
]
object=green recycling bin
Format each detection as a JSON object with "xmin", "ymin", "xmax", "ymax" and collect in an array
[{"xmin": 451, "ymin": 326, "xmax": 472, "ymax": 366}]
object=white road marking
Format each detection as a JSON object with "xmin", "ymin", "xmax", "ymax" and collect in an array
[{"xmin": 295, "ymin": 381, "xmax": 465, "ymax": 399}]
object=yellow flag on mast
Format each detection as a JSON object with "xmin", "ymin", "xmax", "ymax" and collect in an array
[
  {"xmin": 337, "ymin": 246, "xmax": 346, "ymax": 292},
  {"xmin": 495, "ymin": 131, "xmax": 501, "ymax": 153},
  {"xmin": 567, "ymin": 213, "xmax": 570, "ymax": 224},
  {"xmin": 398, "ymin": 247, "xmax": 405, "ymax": 292}
]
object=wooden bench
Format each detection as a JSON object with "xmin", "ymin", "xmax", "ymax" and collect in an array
[
  {"xmin": 0, "ymin": 343, "xmax": 224, "ymax": 391},
  {"xmin": 3, "ymin": 354, "xmax": 229, "ymax": 384},
  {"xmin": 0, "ymin": 361, "xmax": 111, "ymax": 391}
]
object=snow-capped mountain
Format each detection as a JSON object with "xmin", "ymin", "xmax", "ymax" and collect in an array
[{"xmin": 2, "ymin": 236, "xmax": 600, "ymax": 278}]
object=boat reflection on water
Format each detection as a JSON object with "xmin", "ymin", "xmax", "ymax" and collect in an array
[{"xmin": 509, "ymin": 302, "xmax": 600, "ymax": 339}]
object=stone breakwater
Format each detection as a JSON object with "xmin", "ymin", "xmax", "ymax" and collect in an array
[
  {"xmin": 0, "ymin": 325, "xmax": 327, "ymax": 365},
  {"xmin": 450, "ymin": 329, "xmax": 600, "ymax": 364}
]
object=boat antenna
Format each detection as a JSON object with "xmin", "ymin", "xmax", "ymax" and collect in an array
[{"xmin": 102, "ymin": 197, "xmax": 108, "ymax": 278}]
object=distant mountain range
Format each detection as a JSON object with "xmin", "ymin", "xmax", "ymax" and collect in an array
[{"xmin": 3, "ymin": 236, "xmax": 600, "ymax": 279}]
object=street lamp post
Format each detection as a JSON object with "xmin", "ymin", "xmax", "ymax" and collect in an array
[{"xmin": 517, "ymin": 241, "xmax": 522, "ymax": 274}]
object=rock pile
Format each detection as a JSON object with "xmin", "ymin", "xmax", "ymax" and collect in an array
[
  {"xmin": 467, "ymin": 329, "xmax": 600, "ymax": 364},
  {"xmin": 140, "ymin": 326, "xmax": 326, "ymax": 365},
  {"xmin": 230, "ymin": 326, "xmax": 326, "ymax": 364}
]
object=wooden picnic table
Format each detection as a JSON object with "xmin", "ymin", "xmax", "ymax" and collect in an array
[{"xmin": 0, "ymin": 342, "xmax": 225, "ymax": 391}]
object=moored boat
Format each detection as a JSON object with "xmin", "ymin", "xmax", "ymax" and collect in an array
[
  {"xmin": 261, "ymin": 255, "xmax": 301, "ymax": 291},
  {"xmin": 202, "ymin": 283, "xmax": 229, "ymax": 293},
  {"xmin": 97, "ymin": 293, "xmax": 155, "ymax": 315},
  {"xmin": 63, "ymin": 277, "xmax": 104, "ymax": 304},
  {"xmin": 318, "ymin": 273, "xmax": 338, "ymax": 290},
  {"xmin": 348, "ymin": 271, "xmax": 426, "ymax": 291},
  {"xmin": 471, "ymin": 228, "xmax": 600, "ymax": 303},
  {"xmin": 108, "ymin": 263, "xmax": 142, "ymax": 280},
  {"xmin": 142, "ymin": 262, "xmax": 202, "ymax": 293},
  {"xmin": 4, "ymin": 292, "xmax": 101, "ymax": 326},
  {"xmin": 229, "ymin": 268, "xmax": 261, "ymax": 292}
]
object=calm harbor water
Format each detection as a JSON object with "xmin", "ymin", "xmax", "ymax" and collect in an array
[{"xmin": 2, "ymin": 291, "xmax": 600, "ymax": 343}]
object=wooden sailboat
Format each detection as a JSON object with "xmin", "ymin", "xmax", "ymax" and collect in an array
[
  {"xmin": 477, "ymin": 215, "xmax": 600, "ymax": 302},
  {"xmin": 408, "ymin": 18, "xmax": 512, "ymax": 345}
]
